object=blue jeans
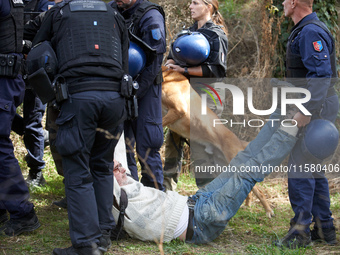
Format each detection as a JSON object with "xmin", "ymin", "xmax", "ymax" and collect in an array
[{"xmin": 188, "ymin": 112, "xmax": 298, "ymax": 244}]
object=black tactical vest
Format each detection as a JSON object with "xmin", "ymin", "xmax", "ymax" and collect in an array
[
  {"xmin": 111, "ymin": 0, "xmax": 165, "ymax": 79},
  {"xmin": 193, "ymin": 23, "xmax": 228, "ymax": 77},
  {"xmin": 127, "ymin": 1, "xmax": 164, "ymax": 37},
  {"xmin": 54, "ymin": 0, "xmax": 124, "ymax": 74},
  {"xmin": 0, "ymin": 0, "xmax": 24, "ymax": 54},
  {"xmin": 112, "ymin": 1, "xmax": 164, "ymax": 53},
  {"xmin": 110, "ymin": 0, "xmax": 164, "ymax": 35},
  {"xmin": 286, "ymin": 19, "xmax": 337, "ymax": 83}
]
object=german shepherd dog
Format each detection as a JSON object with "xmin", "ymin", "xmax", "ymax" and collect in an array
[{"xmin": 161, "ymin": 66, "xmax": 274, "ymax": 217}]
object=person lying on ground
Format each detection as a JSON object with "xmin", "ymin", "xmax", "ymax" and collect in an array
[{"xmin": 112, "ymin": 111, "xmax": 299, "ymax": 244}]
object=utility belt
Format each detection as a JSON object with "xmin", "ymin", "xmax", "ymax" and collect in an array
[
  {"xmin": 28, "ymin": 68, "xmax": 139, "ymax": 120},
  {"xmin": 186, "ymin": 197, "xmax": 196, "ymax": 241},
  {"xmin": 0, "ymin": 54, "xmax": 22, "ymax": 78},
  {"xmin": 71, "ymin": 75, "xmax": 140, "ymax": 121},
  {"xmin": 67, "ymin": 77, "xmax": 121, "ymax": 94}
]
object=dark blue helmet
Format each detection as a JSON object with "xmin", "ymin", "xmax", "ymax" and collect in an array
[
  {"xmin": 172, "ymin": 31, "xmax": 210, "ymax": 66},
  {"xmin": 303, "ymin": 119, "xmax": 339, "ymax": 160},
  {"xmin": 26, "ymin": 41, "xmax": 58, "ymax": 81},
  {"xmin": 128, "ymin": 42, "xmax": 146, "ymax": 78}
]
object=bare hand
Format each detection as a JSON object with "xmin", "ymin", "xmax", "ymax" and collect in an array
[
  {"xmin": 293, "ymin": 112, "xmax": 311, "ymax": 128},
  {"xmin": 166, "ymin": 63, "xmax": 184, "ymax": 74}
]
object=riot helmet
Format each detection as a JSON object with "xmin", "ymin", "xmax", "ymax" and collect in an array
[
  {"xmin": 128, "ymin": 41, "xmax": 146, "ymax": 78},
  {"xmin": 172, "ymin": 31, "xmax": 210, "ymax": 66},
  {"xmin": 26, "ymin": 41, "xmax": 58, "ymax": 81},
  {"xmin": 303, "ymin": 119, "xmax": 339, "ymax": 160},
  {"xmin": 291, "ymin": 119, "xmax": 339, "ymax": 165}
]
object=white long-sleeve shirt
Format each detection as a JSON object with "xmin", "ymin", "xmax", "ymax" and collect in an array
[{"xmin": 112, "ymin": 177, "xmax": 188, "ymax": 242}]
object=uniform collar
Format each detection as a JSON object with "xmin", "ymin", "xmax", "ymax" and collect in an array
[
  {"xmin": 190, "ymin": 19, "xmax": 215, "ymax": 31},
  {"xmin": 118, "ymin": 0, "xmax": 143, "ymax": 19},
  {"xmin": 291, "ymin": 12, "xmax": 319, "ymax": 32}
]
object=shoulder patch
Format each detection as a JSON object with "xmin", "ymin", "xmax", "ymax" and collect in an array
[
  {"xmin": 313, "ymin": 41, "xmax": 323, "ymax": 52},
  {"xmin": 151, "ymin": 28, "xmax": 161, "ymax": 41}
]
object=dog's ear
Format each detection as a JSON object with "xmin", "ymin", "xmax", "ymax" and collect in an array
[{"xmin": 161, "ymin": 65, "xmax": 168, "ymax": 72}]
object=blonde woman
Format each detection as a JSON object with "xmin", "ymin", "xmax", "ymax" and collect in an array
[
  {"xmin": 164, "ymin": 0, "xmax": 229, "ymax": 190},
  {"xmin": 166, "ymin": 0, "xmax": 228, "ymax": 78}
]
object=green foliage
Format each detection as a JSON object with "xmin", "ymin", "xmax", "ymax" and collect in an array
[
  {"xmin": 271, "ymin": 0, "xmax": 338, "ymax": 77},
  {"xmin": 313, "ymin": 0, "xmax": 339, "ymax": 35},
  {"xmin": 272, "ymin": 0, "xmax": 339, "ymax": 36},
  {"xmin": 246, "ymin": 243, "xmax": 310, "ymax": 255},
  {"xmin": 219, "ymin": 0, "xmax": 246, "ymax": 19}
]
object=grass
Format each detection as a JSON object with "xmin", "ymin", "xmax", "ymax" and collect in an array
[{"xmin": 1, "ymin": 132, "xmax": 340, "ymax": 255}]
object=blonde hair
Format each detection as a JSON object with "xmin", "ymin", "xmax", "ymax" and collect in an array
[{"xmin": 202, "ymin": 0, "xmax": 228, "ymax": 35}]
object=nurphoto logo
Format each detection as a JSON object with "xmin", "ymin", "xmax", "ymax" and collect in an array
[{"xmin": 195, "ymin": 79, "xmax": 311, "ymax": 128}]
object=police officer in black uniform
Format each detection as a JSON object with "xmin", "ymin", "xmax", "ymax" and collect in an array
[
  {"xmin": 19, "ymin": 0, "xmax": 54, "ymax": 188},
  {"xmin": 23, "ymin": 0, "xmax": 67, "ymax": 207},
  {"xmin": 274, "ymin": 0, "xmax": 339, "ymax": 249},
  {"xmin": 110, "ymin": 0, "xmax": 166, "ymax": 191},
  {"xmin": 0, "ymin": 0, "xmax": 40, "ymax": 237},
  {"xmin": 31, "ymin": 0, "xmax": 129, "ymax": 253},
  {"xmin": 22, "ymin": 0, "xmax": 54, "ymax": 187},
  {"xmin": 11, "ymin": 1, "xmax": 56, "ymax": 188}
]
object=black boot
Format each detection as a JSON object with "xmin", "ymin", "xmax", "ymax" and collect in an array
[
  {"xmin": 0, "ymin": 209, "xmax": 40, "ymax": 236},
  {"xmin": 98, "ymin": 229, "xmax": 112, "ymax": 253},
  {"xmin": 311, "ymin": 226, "xmax": 337, "ymax": 245},
  {"xmin": 26, "ymin": 169, "xmax": 46, "ymax": 187},
  {"xmin": 0, "ymin": 210, "xmax": 8, "ymax": 225},
  {"xmin": 53, "ymin": 197, "xmax": 67, "ymax": 209},
  {"xmin": 273, "ymin": 221, "xmax": 312, "ymax": 249},
  {"xmin": 53, "ymin": 244, "xmax": 102, "ymax": 255}
]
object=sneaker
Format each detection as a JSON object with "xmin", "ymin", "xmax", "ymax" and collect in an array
[
  {"xmin": 26, "ymin": 170, "xmax": 46, "ymax": 187},
  {"xmin": 53, "ymin": 197, "xmax": 67, "ymax": 209},
  {"xmin": 98, "ymin": 230, "xmax": 111, "ymax": 253},
  {"xmin": 0, "ymin": 210, "xmax": 8, "ymax": 225},
  {"xmin": 311, "ymin": 226, "xmax": 337, "ymax": 245},
  {"xmin": 0, "ymin": 210, "xmax": 40, "ymax": 236},
  {"xmin": 273, "ymin": 223, "xmax": 312, "ymax": 249},
  {"xmin": 52, "ymin": 244, "xmax": 103, "ymax": 255}
]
